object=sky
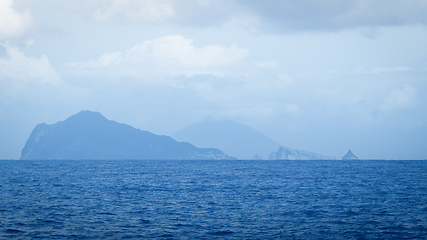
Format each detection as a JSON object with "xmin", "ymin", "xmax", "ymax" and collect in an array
[{"xmin": 1, "ymin": 0, "xmax": 427, "ymax": 159}]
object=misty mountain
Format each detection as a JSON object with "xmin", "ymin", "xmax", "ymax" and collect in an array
[
  {"xmin": 173, "ymin": 117, "xmax": 281, "ymax": 159},
  {"xmin": 269, "ymin": 146, "xmax": 336, "ymax": 160},
  {"xmin": 20, "ymin": 111, "xmax": 233, "ymax": 160}
]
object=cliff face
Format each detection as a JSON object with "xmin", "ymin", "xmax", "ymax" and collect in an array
[{"xmin": 20, "ymin": 111, "xmax": 233, "ymax": 160}]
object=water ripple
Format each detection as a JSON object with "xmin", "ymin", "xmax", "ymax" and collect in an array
[{"xmin": 0, "ymin": 160, "xmax": 426, "ymax": 239}]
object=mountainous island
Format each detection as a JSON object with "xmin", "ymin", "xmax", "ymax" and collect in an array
[
  {"xmin": 20, "ymin": 111, "xmax": 234, "ymax": 160},
  {"xmin": 174, "ymin": 117, "xmax": 334, "ymax": 160}
]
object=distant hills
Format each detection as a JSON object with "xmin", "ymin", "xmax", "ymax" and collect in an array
[
  {"xmin": 20, "ymin": 111, "xmax": 233, "ymax": 160},
  {"xmin": 173, "ymin": 117, "xmax": 335, "ymax": 160}
]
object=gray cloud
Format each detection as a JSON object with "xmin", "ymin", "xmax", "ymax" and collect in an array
[
  {"xmin": 22, "ymin": 0, "xmax": 427, "ymax": 32},
  {"xmin": 237, "ymin": 0, "xmax": 427, "ymax": 31}
]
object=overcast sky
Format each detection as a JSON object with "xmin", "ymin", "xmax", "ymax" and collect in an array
[{"xmin": 1, "ymin": 0, "xmax": 427, "ymax": 159}]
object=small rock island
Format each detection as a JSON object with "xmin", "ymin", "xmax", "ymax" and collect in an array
[
  {"xmin": 20, "ymin": 110, "xmax": 234, "ymax": 160},
  {"xmin": 341, "ymin": 150, "xmax": 359, "ymax": 160}
]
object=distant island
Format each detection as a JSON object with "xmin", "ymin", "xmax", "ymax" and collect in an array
[
  {"xmin": 20, "ymin": 110, "xmax": 343, "ymax": 160},
  {"xmin": 173, "ymin": 117, "xmax": 281, "ymax": 159},
  {"xmin": 341, "ymin": 150, "xmax": 359, "ymax": 160},
  {"xmin": 174, "ymin": 117, "xmax": 335, "ymax": 160},
  {"xmin": 269, "ymin": 146, "xmax": 336, "ymax": 160},
  {"xmin": 20, "ymin": 111, "xmax": 234, "ymax": 160}
]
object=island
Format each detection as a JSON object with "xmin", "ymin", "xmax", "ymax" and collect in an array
[
  {"xmin": 269, "ymin": 146, "xmax": 335, "ymax": 160},
  {"xmin": 341, "ymin": 150, "xmax": 359, "ymax": 160},
  {"xmin": 20, "ymin": 110, "xmax": 234, "ymax": 160}
]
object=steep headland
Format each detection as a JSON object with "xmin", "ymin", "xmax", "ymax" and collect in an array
[{"xmin": 20, "ymin": 111, "xmax": 233, "ymax": 160}]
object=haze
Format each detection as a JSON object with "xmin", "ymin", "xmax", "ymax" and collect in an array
[{"xmin": 1, "ymin": 0, "xmax": 427, "ymax": 159}]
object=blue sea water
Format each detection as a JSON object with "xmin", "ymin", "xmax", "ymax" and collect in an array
[{"xmin": 1, "ymin": 160, "xmax": 426, "ymax": 239}]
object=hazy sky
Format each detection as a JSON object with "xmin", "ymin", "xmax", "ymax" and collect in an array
[{"xmin": 1, "ymin": 0, "xmax": 427, "ymax": 159}]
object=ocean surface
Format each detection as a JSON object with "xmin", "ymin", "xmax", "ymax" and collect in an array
[{"xmin": 1, "ymin": 160, "xmax": 426, "ymax": 239}]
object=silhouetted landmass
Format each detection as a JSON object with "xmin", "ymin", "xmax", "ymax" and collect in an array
[
  {"xmin": 341, "ymin": 150, "xmax": 359, "ymax": 160},
  {"xmin": 20, "ymin": 111, "xmax": 234, "ymax": 160},
  {"xmin": 174, "ymin": 117, "xmax": 336, "ymax": 160},
  {"xmin": 173, "ymin": 117, "xmax": 281, "ymax": 159},
  {"xmin": 269, "ymin": 146, "xmax": 336, "ymax": 160}
]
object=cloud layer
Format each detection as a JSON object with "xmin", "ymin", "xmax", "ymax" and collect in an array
[
  {"xmin": 239, "ymin": 0, "xmax": 427, "ymax": 31},
  {"xmin": 68, "ymin": 35, "xmax": 248, "ymax": 78},
  {"xmin": 90, "ymin": 0, "xmax": 427, "ymax": 31}
]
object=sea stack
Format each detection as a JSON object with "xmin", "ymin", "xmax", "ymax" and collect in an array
[{"xmin": 341, "ymin": 150, "xmax": 359, "ymax": 160}]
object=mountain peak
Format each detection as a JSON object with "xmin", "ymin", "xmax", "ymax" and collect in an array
[
  {"xmin": 68, "ymin": 110, "xmax": 106, "ymax": 120},
  {"xmin": 342, "ymin": 150, "xmax": 359, "ymax": 160},
  {"xmin": 60, "ymin": 110, "xmax": 109, "ymax": 127}
]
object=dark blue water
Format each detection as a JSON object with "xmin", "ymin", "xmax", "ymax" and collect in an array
[{"xmin": 1, "ymin": 160, "xmax": 426, "ymax": 239}]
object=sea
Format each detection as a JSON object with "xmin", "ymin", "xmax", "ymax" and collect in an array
[{"xmin": 1, "ymin": 160, "xmax": 426, "ymax": 239}]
